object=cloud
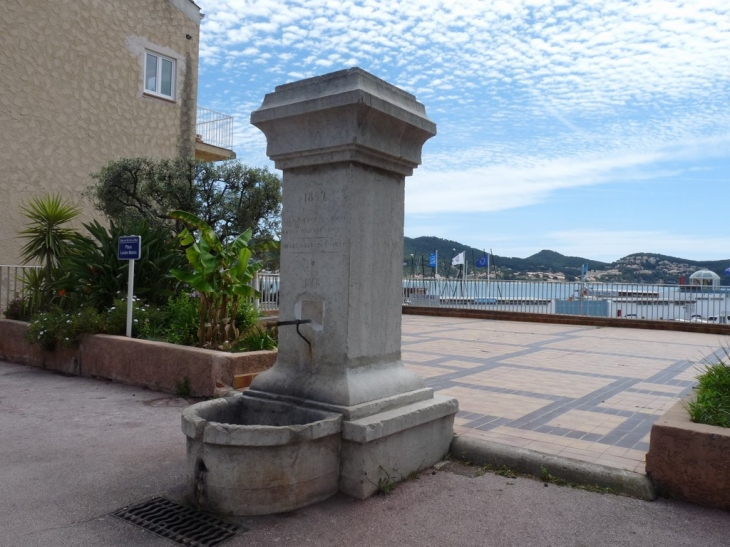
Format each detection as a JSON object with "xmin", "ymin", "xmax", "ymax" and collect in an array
[
  {"xmin": 194, "ymin": 0, "xmax": 730, "ymax": 259},
  {"xmin": 406, "ymin": 132, "xmax": 730, "ymax": 215}
]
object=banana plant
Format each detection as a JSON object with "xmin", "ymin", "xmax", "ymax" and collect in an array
[{"xmin": 169, "ymin": 210, "xmax": 262, "ymax": 348}]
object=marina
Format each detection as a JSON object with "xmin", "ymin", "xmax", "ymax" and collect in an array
[{"xmin": 401, "ymin": 274, "xmax": 730, "ymax": 324}]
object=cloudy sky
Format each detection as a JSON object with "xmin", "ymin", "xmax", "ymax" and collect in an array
[{"xmin": 195, "ymin": 0, "xmax": 730, "ymax": 262}]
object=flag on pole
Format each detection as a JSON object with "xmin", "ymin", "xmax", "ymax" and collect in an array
[
  {"xmin": 452, "ymin": 251, "xmax": 465, "ymax": 266},
  {"xmin": 475, "ymin": 254, "xmax": 489, "ymax": 268},
  {"xmin": 429, "ymin": 252, "xmax": 437, "ymax": 268},
  {"xmin": 724, "ymin": 267, "xmax": 730, "ymax": 275}
]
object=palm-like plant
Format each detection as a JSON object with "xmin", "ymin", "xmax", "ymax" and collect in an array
[
  {"xmin": 169, "ymin": 210, "xmax": 262, "ymax": 348},
  {"xmin": 18, "ymin": 194, "xmax": 81, "ymax": 285}
]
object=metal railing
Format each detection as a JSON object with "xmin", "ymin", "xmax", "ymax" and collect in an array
[
  {"xmin": 403, "ymin": 278, "xmax": 730, "ymax": 324},
  {"xmin": 196, "ymin": 107, "xmax": 234, "ymax": 151},
  {"xmin": 245, "ymin": 274, "xmax": 730, "ymax": 325},
  {"xmin": 256, "ymin": 273, "xmax": 280, "ymax": 312},
  {"xmin": 0, "ymin": 265, "xmax": 42, "ymax": 313}
]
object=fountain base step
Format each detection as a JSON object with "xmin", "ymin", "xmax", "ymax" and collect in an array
[{"xmin": 339, "ymin": 395, "xmax": 459, "ymax": 498}]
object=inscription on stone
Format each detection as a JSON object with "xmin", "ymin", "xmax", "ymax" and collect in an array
[{"xmin": 282, "ymin": 212, "xmax": 347, "ymax": 254}]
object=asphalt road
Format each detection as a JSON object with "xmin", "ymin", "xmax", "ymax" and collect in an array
[{"xmin": 1, "ymin": 361, "xmax": 728, "ymax": 547}]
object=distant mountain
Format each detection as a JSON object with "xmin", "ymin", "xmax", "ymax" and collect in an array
[
  {"xmin": 404, "ymin": 236, "xmax": 605, "ymax": 278},
  {"xmin": 603, "ymin": 253, "xmax": 730, "ymax": 284},
  {"xmin": 403, "ymin": 237, "xmax": 730, "ymax": 284}
]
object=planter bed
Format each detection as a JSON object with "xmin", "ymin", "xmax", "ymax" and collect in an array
[
  {"xmin": 645, "ymin": 394, "xmax": 730, "ymax": 511},
  {"xmin": 0, "ymin": 319, "xmax": 276, "ymax": 397}
]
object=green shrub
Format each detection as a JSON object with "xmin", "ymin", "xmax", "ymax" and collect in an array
[
  {"xmin": 234, "ymin": 302, "xmax": 260, "ymax": 335},
  {"xmin": 55, "ymin": 219, "xmax": 185, "ymax": 310},
  {"xmin": 102, "ymin": 297, "xmax": 166, "ymax": 339},
  {"xmin": 3, "ymin": 296, "xmax": 30, "ymax": 321},
  {"xmin": 137, "ymin": 303, "xmax": 169, "ymax": 341},
  {"xmin": 103, "ymin": 299, "xmax": 133, "ymax": 336},
  {"xmin": 165, "ymin": 293, "xmax": 200, "ymax": 346},
  {"xmin": 232, "ymin": 325, "xmax": 277, "ymax": 352},
  {"xmin": 686, "ymin": 359, "xmax": 730, "ymax": 428},
  {"xmin": 23, "ymin": 291, "xmax": 271, "ymax": 354},
  {"xmin": 25, "ymin": 306, "xmax": 104, "ymax": 351}
]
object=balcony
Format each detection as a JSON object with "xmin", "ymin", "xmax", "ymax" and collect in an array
[{"xmin": 194, "ymin": 107, "xmax": 236, "ymax": 162}]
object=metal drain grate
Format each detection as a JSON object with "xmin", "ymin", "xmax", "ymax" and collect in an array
[{"xmin": 112, "ymin": 497, "xmax": 239, "ymax": 546}]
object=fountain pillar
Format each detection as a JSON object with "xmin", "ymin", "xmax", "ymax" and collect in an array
[{"xmin": 250, "ymin": 68, "xmax": 458, "ymax": 498}]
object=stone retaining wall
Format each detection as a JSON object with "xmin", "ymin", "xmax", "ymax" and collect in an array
[
  {"xmin": 0, "ymin": 319, "xmax": 276, "ymax": 397},
  {"xmin": 645, "ymin": 395, "xmax": 730, "ymax": 511}
]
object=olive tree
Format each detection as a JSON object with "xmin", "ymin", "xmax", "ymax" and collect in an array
[{"xmin": 86, "ymin": 157, "xmax": 282, "ymax": 242}]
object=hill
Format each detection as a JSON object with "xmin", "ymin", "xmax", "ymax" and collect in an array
[
  {"xmin": 403, "ymin": 237, "xmax": 730, "ymax": 284},
  {"xmin": 601, "ymin": 253, "xmax": 730, "ymax": 284},
  {"xmin": 404, "ymin": 236, "xmax": 606, "ymax": 280}
]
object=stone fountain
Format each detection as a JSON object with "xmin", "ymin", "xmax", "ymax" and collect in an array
[{"xmin": 182, "ymin": 68, "xmax": 458, "ymax": 515}]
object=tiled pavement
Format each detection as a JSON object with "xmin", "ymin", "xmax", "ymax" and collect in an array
[{"xmin": 402, "ymin": 315, "xmax": 728, "ymax": 474}]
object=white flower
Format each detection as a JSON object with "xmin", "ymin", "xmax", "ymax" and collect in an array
[
  {"xmin": 110, "ymin": 307, "xmax": 115, "ymax": 311},
  {"xmin": 133, "ymin": 319, "xmax": 138, "ymax": 323}
]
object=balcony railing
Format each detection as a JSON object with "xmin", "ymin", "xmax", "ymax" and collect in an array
[{"xmin": 196, "ymin": 106, "xmax": 234, "ymax": 151}]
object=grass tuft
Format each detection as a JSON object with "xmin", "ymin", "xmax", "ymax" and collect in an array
[{"xmin": 686, "ymin": 357, "xmax": 730, "ymax": 428}]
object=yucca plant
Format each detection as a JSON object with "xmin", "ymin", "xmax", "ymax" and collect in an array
[
  {"xmin": 18, "ymin": 194, "xmax": 81, "ymax": 287},
  {"xmin": 20, "ymin": 267, "xmax": 46, "ymax": 317},
  {"xmin": 169, "ymin": 210, "xmax": 262, "ymax": 349}
]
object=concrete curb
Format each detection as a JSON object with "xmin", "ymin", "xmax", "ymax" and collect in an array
[{"xmin": 450, "ymin": 435, "xmax": 657, "ymax": 501}]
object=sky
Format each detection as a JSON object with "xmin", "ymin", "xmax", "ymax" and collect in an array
[{"xmin": 194, "ymin": 0, "xmax": 730, "ymax": 263}]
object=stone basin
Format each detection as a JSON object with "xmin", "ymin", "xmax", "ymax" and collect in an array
[{"xmin": 182, "ymin": 395, "xmax": 342, "ymax": 515}]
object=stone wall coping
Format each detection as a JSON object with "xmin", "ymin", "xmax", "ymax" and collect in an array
[
  {"xmin": 0, "ymin": 319, "xmax": 276, "ymax": 397},
  {"xmin": 656, "ymin": 394, "xmax": 730, "ymax": 438}
]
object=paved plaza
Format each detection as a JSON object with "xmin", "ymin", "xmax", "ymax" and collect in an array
[
  {"xmin": 402, "ymin": 314, "xmax": 727, "ymax": 474},
  {"xmin": 2, "ymin": 360, "xmax": 729, "ymax": 547}
]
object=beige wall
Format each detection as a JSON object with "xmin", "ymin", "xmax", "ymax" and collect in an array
[{"xmin": 0, "ymin": 0, "xmax": 201, "ymax": 264}]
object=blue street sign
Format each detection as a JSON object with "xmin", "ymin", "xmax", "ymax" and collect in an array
[{"xmin": 118, "ymin": 236, "xmax": 141, "ymax": 260}]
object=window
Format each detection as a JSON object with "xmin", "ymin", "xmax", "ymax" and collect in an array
[{"xmin": 144, "ymin": 51, "xmax": 175, "ymax": 100}]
